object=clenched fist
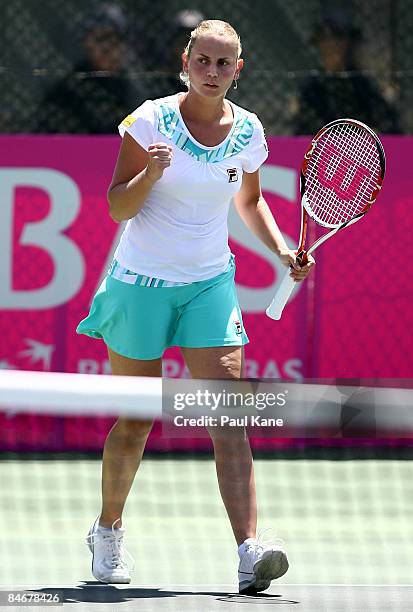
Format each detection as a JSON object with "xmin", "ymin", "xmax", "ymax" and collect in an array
[{"xmin": 146, "ymin": 142, "xmax": 173, "ymax": 181}]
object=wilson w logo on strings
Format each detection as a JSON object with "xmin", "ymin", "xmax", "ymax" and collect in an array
[{"xmin": 317, "ymin": 145, "xmax": 373, "ymax": 201}]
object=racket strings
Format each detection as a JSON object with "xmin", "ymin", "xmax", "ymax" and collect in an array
[
  {"xmin": 307, "ymin": 126, "xmax": 379, "ymax": 225},
  {"xmin": 311, "ymin": 128, "xmax": 378, "ymax": 224},
  {"xmin": 322, "ymin": 124, "xmax": 379, "ymax": 215},
  {"xmin": 305, "ymin": 123, "xmax": 381, "ymax": 227},
  {"xmin": 316, "ymin": 125, "xmax": 378, "ymax": 197}
]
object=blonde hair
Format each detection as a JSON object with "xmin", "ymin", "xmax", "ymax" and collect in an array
[{"xmin": 180, "ymin": 20, "xmax": 242, "ymax": 86}]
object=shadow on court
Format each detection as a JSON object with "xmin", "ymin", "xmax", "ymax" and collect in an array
[
  {"xmin": 22, "ymin": 584, "xmax": 299, "ymax": 607},
  {"xmin": 8, "ymin": 584, "xmax": 412, "ymax": 611}
]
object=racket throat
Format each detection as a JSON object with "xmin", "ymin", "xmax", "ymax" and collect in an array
[{"xmin": 296, "ymin": 250, "xmax": 308, "ymax": 266}]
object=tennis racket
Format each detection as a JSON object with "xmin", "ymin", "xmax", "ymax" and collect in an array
[{"xmin": 266, "ymin": 118, "xmax": 386, "ymax": 320}]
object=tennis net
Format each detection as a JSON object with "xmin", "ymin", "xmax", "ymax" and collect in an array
[{"xmin": 0, "ymin": 370, "xmax": 412, "ymax": 607}]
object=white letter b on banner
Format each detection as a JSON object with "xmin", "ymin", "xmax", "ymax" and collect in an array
[{"xmin": 0, "ymin": 169, "xmax": 85, "ymax": 309}]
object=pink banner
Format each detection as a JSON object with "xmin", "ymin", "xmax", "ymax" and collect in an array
[{"xmin": 0, "ymin": 135, "xmax": 412, "ymax": 450}]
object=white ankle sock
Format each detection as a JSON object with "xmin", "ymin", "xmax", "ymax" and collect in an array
[{"xmin": 238, "ymin": 537, "xmax": 256, "ymax": 555}]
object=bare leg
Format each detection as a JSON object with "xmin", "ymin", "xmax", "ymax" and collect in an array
[
  {"xmin": 181, "ymin": 346, "xmax": 257, "ymax": 545},
  {"xmin": 99, "ymin": 348, "xmax": 162, "ymax": 528},
  {"xmin": 210, "ymin": 428, "xmax": 257, "ymax": 545}
]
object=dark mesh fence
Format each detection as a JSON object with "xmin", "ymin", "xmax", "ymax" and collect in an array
[{"xmin": 1, "ymin": 0, "xmax": 411, "ymax": 135}]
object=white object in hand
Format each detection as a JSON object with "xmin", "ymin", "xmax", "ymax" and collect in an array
[{"xmin": 265, "ymin": 267, "xmax": 296, "ymax": 320}]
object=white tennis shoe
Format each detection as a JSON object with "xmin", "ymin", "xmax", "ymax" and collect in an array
[
  {"xmin": 238, "ymin": 532, "xmax": 289, "ymax": 594},
  {"xmin": 86, "ymin": 517, "xmax": 132, "ymax": 583}
]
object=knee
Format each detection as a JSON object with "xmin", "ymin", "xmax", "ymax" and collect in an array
[
  {"xmin": 113, "ymin": 418, "xmax": 154, "ymax": 444},
  {"xmin": 217, "ymin": 353, "xmax": 242, "ymax": 379}
]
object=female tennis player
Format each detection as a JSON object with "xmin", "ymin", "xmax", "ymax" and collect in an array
[{"xmin": 77, "ymin": 19, "xmax": 314, "ymax": 594}]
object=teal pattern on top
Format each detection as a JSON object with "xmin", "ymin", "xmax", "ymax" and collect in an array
[{"xmin": 155, "ymin": 100, "xmax": 254, "ymax": 163}]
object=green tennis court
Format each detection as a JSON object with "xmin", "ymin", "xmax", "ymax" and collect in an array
[{"xmin": 1, "ymin": 455, "xmax": 412, "ymax": 610}]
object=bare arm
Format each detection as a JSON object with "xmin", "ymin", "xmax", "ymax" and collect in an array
[
  {"xmin": 233, "ymin": 170, "xmax": 314, "ymax": 281},
  {"xmin": 107, "ymin": 132, "xmax": 172, "ymax": 222}
]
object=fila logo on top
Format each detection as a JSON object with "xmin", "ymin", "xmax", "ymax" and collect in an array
[{"xmin": 227, "ymin": 168, "xmax": 238, "ymax": 183}]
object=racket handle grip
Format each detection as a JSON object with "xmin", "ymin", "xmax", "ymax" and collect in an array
[{"xmin": 266, "ymin": 268, "xmax": 296, "ymax": 320}]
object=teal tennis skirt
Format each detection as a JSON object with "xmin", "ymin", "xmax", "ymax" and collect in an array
[{"xmin": 76, "ymin": 256, "xmax": 249, "ymax": 360}]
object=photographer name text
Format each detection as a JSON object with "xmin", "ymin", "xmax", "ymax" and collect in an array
[{"xmin": 173, "ymin": 415, "xmax": 284, "ymax": 427}]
